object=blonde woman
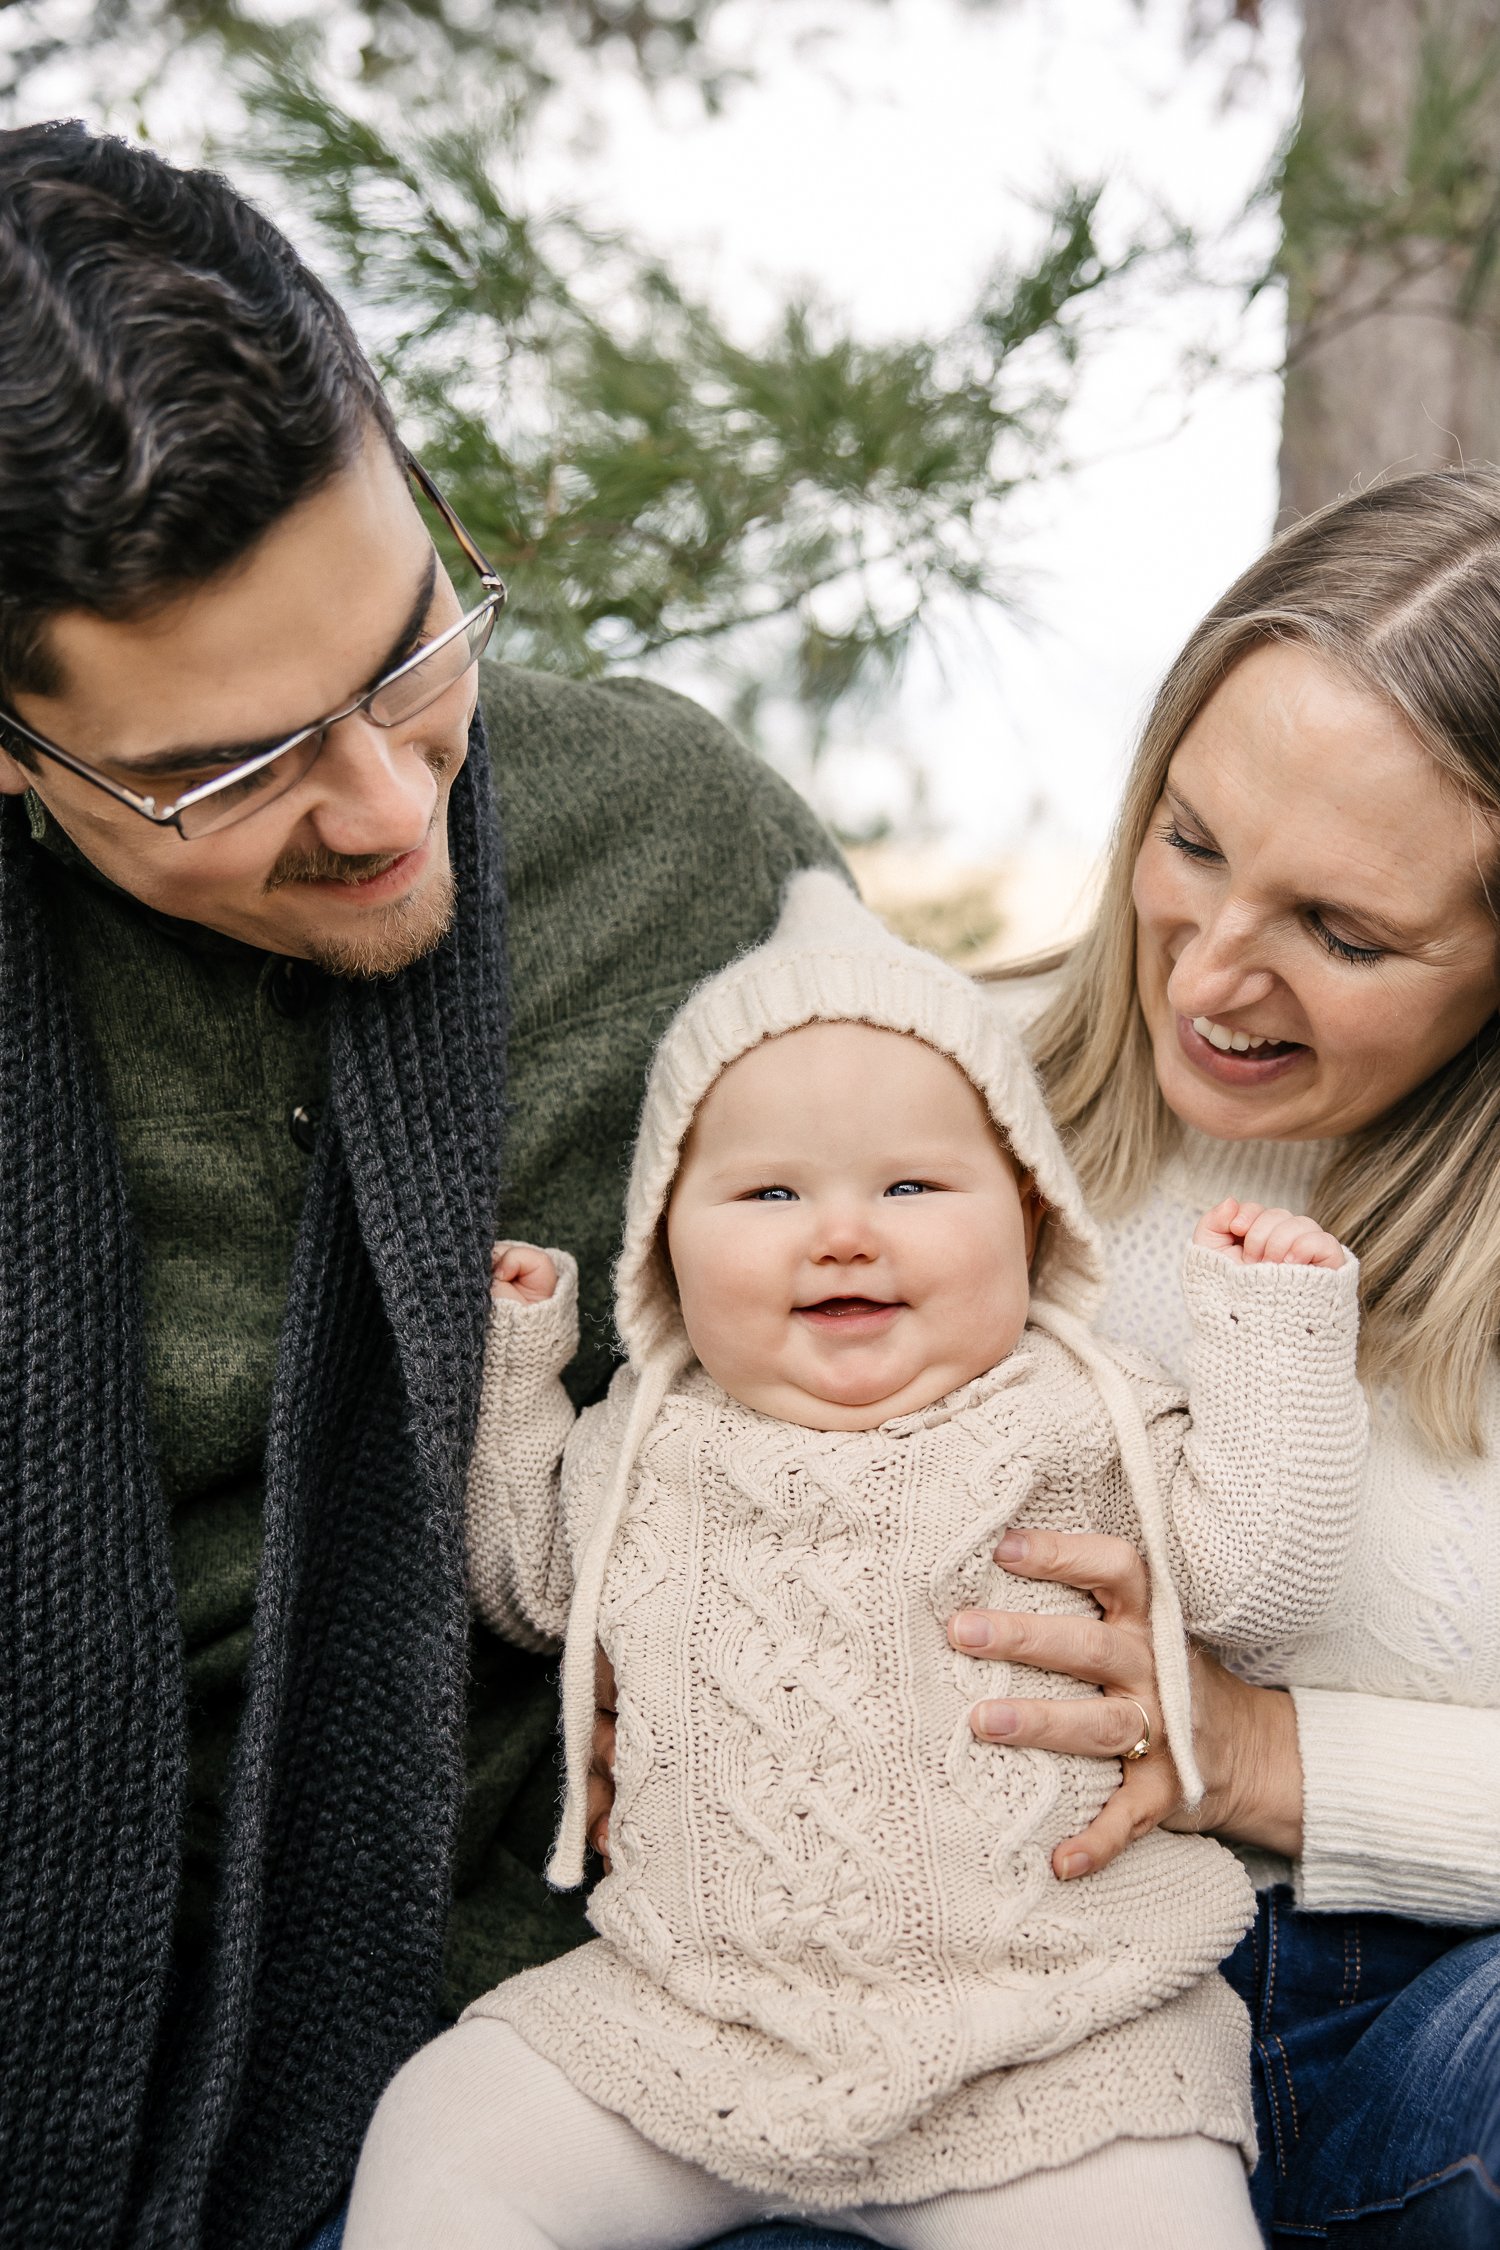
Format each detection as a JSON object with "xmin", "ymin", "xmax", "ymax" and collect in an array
[{"xmin": 708, "ymin": 472, "xmax": 1500, "ymax": 2250}]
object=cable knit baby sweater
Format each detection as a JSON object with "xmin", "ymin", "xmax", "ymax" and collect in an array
[{"xmin": 463, "ymin": 1244, "xmax": 1363, "ymax": 2207}]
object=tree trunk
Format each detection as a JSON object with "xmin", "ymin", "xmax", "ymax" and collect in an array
[{"xmin": 1279, "ymin": 0, "xmax": 1500, "ymax": 520}]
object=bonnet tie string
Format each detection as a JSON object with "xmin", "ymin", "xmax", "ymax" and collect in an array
[
  {"xmin": 1025, "ymin": 1299, "xmax": 1206, "ymax": 1809},
  {"xmin": 547, "ymin": 1337, "xmax": 696, "ymax": 1889}
]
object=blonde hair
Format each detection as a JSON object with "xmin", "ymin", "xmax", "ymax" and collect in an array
[{"xmin": 996, "ymin": 469, "xmax": 1500, "ymax": 1455}]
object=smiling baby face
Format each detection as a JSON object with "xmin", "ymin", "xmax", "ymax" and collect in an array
[{"xmin": 663, "ymin": 1020, "xmax": 1042, "ymax": 1432}]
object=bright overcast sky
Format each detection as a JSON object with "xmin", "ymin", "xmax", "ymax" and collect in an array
[{"xmin": 554, "ymin": 0, "xmax": 1301, "ymax": 853}]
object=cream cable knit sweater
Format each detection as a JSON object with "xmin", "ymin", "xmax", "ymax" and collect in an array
[
  {"xmin": 984, "ymin": 971, "xmax": 1500, "ymax": 1927},
  {"xmin": 1091, "ymin": 1124, "xmax": 1500, "ymax": 1925},
  {"xmin": 464, "ymin": 1243, "xmax": 1363, "ymax": 2207}
]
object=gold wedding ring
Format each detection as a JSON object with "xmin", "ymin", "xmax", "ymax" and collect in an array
[{"xmin": 1115, "ymin": 1698, "xmax": 1152, "ymax": 1761}]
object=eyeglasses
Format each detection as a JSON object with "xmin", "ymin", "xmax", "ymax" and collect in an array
[{"xmin": 0, "ymin": 454, "xmax": 506, "ymax": 841}]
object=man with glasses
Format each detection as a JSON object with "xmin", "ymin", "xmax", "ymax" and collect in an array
[{"xmin": 0, "ymin": 120, "xmax": 837, "ymax": 2250}]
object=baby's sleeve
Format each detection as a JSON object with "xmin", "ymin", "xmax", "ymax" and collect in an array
[
  {"xmin": 1139, "ymin": 1245, "xmax": 1367, "ymax": 1646},
  {"xmin": 465, "ymin": 1249, "xmax": 581, "ymax": 1651}
]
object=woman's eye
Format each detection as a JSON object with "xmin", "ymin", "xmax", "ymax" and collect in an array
[
  {"xmin": 1160, "ymin": 821, "xmax": 1221, "ymax": 863},
  {"xmin": 885, "ymin": 1180, "xmax": 929, "ymax": 1197},
  {"xmin": 1310, "ymin": 915, "xmax": 1385, "ymax": 967},
  {"xmin": 1157, "ymin": 809, "xmax": 1386, "ymax": 965}
]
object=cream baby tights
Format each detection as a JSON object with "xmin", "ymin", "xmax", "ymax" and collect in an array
[{"xmin": 344, "ymin": 2019, "xmax": 1262, "ymax": 2250}]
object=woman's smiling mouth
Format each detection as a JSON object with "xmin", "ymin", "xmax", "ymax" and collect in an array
[{"xmin": 1176, "ymin": 1012, "xmax": 1308, "ymax": 1086}]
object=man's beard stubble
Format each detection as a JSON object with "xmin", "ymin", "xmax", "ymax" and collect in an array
[
  {"xmin": 311, "ymin": 865, "xmax": 457, "ymax": 979},
  {"xmin": 264, "ymin": 837, "xmax": 457, "ymax": 980}
]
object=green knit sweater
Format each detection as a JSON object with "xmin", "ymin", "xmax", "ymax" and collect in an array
[{"xmin": 30, "ymin": 662, "xmax": 838, "ymax": 2014}]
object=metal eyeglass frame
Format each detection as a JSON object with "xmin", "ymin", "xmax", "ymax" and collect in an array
[{"xmin": 0, "ymin": 453, "xmax": 507, "ymax": 839}]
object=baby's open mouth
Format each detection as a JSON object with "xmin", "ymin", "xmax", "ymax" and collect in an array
[{"xmin": 795, "ymin": 1297, "xmax": 903, "ymax": 1325}]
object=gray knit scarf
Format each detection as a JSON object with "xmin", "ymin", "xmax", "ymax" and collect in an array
[{"xmin": 0, "ymin": 713, "xmax": 508, "ymax": 2250}]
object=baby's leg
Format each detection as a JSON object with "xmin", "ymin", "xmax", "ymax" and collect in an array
[
  {"xmin": 344, "ymin": 2017, "xmax": 763, "ymax": 2250},
  {"xmin": 845, "ymin": 2134, "xmax": 1260, "ymax": 2250}
]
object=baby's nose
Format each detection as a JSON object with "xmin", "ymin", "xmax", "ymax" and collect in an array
[{"xmin": 813, "ymin": 1207, "xmax": 880, "ymax": 1261}]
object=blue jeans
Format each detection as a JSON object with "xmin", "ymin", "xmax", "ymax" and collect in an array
[{"xmin": 1222, "ymin": 1886, "xmax": 1500, "ymax": 2244}]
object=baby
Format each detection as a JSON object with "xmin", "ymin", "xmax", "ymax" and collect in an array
[{"xmin": 347, "ymin": 873, "xmax": 1366, "ymax": 2250}]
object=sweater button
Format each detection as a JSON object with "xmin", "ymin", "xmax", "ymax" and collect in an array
[
  {"xmin": 268, "ymin": 957, "xmax": 317, "ymax": 1018},
  {"xmin": 289, "ymin": 1101, "xmax": 320, "ymax": 1154}
]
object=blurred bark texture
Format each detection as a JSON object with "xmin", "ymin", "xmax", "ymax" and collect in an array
[{"xmin": 1280, "ymin": 0, "xmax": 1500, "ymax": 518}]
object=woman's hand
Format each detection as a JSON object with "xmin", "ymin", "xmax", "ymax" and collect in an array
[
  {"xmin": 947, "ymin": 1527, "xmax": 1305, "ymax": 1878},
  {"xmin": 587, "ymin": 1645, "xmax": 616, "ymax": 1873}
]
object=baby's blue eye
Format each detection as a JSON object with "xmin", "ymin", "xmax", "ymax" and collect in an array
[
  {"xmin": 886, "ymin": 1180, "xmax": 927, "ymax": 1197},
  {"xmin": 752, "ymin": 1186, "xmax": 798, "ymax": 1202}
]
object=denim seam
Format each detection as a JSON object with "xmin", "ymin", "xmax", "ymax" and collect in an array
[
  {"xmin": 1272, "ymin": 2032, "xmax": 1301, "ymax": 2142},
  {"xmin": 1322, "ymin": 2152, "xmax": 1500, "ymax": 2223},
  {"xmin": 1263, "ymin": 2038, "xmax": 1293, "ymax": 2178},
  {"xmin": 1261, "ymin": 1895, "xmax": 1294, "ymax": 2176}
]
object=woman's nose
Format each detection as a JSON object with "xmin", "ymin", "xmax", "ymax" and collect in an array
[
  {"xmin": 1164, "ymin": 904, "xmax": 1276, "ymax": 1019},
  {"xmin": 298, "ymin": 712, "xmax": 441, "ymax": 857}
]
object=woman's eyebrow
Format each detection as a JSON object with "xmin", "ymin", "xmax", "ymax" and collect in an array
[
  {"xmin": 1164, "ymin": 783, "xmax": 1212, "ymax": 831},
  {"xmin": 114, "ymin": 550, "xmax": 440, "ymax": 779}
]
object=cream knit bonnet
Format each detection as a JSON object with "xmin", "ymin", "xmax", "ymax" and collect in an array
[{"xmin": 546, "ymin": 870, "xmax": 1204, "ymax": 1886}]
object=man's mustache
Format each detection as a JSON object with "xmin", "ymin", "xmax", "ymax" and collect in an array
[{"xmin": 263, "ymin": 845, "xmax": 411, "ymax": 891}]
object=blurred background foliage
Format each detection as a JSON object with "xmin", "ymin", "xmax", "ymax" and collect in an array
[
  {"xmin": 0, "ymin": 0, "xmax": 1195, "ymax": 757},
  {"xmin": 260, "ymin": 87, "xmax": 1139, "ymax": 725}
]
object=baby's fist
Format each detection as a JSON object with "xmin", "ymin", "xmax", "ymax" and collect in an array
[
  {"xmin": 1194, "ymin": 1199, "xmax": 1345, "ymax": 1270},
  {"xmin": 490, "ymin": 1242, "xmax": 559, "ymax": 1304}
]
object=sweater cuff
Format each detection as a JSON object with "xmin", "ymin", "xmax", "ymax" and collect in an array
[
  {"xmin": 1292, "ymin": 1686, "xmax": 1500, "ymax": 1924},
  {"xmin": 1181, "ymin": 1238, "xmax": 1361, "ymax": 1318},
  {"xmin": 487, "ymin": 1247, "xmax": 580, "ymax": 1366}
]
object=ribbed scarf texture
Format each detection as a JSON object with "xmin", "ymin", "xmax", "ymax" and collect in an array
[{"xmin": 0, "ymin": 714, "xmax": 509, "ymax": 2250}]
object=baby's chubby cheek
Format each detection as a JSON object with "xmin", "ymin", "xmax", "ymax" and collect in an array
[
  {"xmin": 667, "ymin": 1233, "xmax": 784, "ymax": 1392},
  {"xmin": 928, "ymin": 1243, "xmax": 1032, "ymax": 1377}
]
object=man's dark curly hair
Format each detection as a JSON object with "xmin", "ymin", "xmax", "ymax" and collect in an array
[{"xmin": 0, "ymin": 119, "xmax": 399, "ymax": 696}]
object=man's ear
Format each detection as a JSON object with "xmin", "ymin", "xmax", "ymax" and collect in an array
[
  {"xmin": 1018, "ymin": 1173, "xmax": 1047, "ymax": 1267},
  {"xmin": 0, "ymin": 741, "xmax": 33, "ymax": 798}
]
